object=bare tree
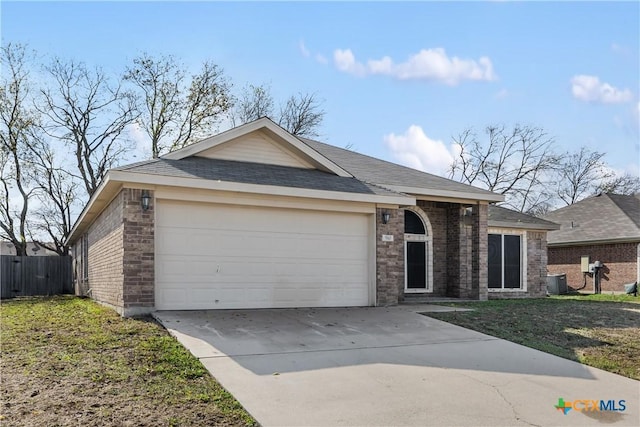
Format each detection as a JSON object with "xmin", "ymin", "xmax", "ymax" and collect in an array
[
  {"xmin": 125, "ymin": 53, "xmax": 232, "ymax": 157},
  {"xmin": 448, "ymin": 124, "xmax": 558, "ymax": 213},
  {"xmin": 596, "ymin": 173, "xmax": 640, "ymax": 195},
  {"xmin": 39, "ymin": 58, "xmax": 137, "ymax": 197},
  {"xmin": 278, "ymin": 92, "xmax": 324, "ymax": 137},
  {"xmin": 27, "ymin": 139, "xmax": 76, "ymax": 255},
  {"xmin": 0, "ymin": 44, "xmax": 39, "ymax": 256},
  {"xmin": 230, "ymin": 83, "xmax": 274, "ymax": 126},
  {"xmin": 230, "ymin": 84, "xmax": 325, "ymax": 137},
  {"xmin": 556, "ymin": 148, "xmax": 610, "ymax": 205}
]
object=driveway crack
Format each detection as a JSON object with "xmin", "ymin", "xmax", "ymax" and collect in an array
[{"xmin": 458, "ymin": 373, "xmax": 542, "ymax": 427}]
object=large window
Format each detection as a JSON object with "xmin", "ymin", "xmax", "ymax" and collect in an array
[{"xmin": 488, "ymin": 233, "xmax": 522, "ymax": 289}]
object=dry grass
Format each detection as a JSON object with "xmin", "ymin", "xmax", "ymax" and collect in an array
[
  {"xmin": 0, "ymin": 296, "xmax": 256, "ymax": 426},
  {"xmin": 425, "ymin": 294, "xmax": 640, "ymax": 380}
]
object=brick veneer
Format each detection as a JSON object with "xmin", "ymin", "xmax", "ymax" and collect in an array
[
  {"xmin": 122, "ymin": 189, "xmax": 155, "ymax": 314},
  {"xmin": 82, "ymin": 191, "xmax": 126, "ymax": 307},
  {"xmin": 526, "ymin": 231, "xmax": 548, "ymax": 298},
  {"xmin": 417, "ymin": 201, "xmax": 448, "ymax": 296},
  {"xmin": 548, "ymin": 242, "xmax": 639, "ymax": 292},
  {"xmin": 469, "ymin": 203, "xmax": 488, "ymax": 300},
  {"xmin": 375, "ymin": 202, "xmax": 489, "ymax": 304},
  {"xmin": 375, "ymin": 208, "xmax": 404, "ymax": 305},
  {"xmin": 72, "ymin": 188, "xmax": 154, "ymax": 316}
]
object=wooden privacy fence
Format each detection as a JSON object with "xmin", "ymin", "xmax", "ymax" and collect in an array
[{"xmin": 1, "ymin": 256, "xmax": 73, "ymax": 299}]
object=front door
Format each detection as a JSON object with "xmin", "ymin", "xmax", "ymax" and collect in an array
[{"xmin": 404, "ymin": 210, "xmax": 432, "ymax": 293}]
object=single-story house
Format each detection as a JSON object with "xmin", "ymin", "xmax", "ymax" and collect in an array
[
  {"xmin": 543, "ymin": 193, "xmax": 640, "ymax": 293},
  {"xmin": 67, "ymin": 118, "xmax": 555, "ymax": 316}
]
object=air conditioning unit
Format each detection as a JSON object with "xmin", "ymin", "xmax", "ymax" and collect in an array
[{"xmin": 547, "ymin": 274, "xmax": 568, "ymax": 295}]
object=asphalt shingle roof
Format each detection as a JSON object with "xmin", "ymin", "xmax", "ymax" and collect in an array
[
  {"xmin": 302, "ymin": 138, "xmax": 498, "ymax": 197},
  {"xmin": 488, "ymin": 205, "xmax": 559, "ymax": 230},
  {"xmin": 114, "ymin": 123, "xmax": 500, "ymax": 201},
  {"xmin": 115, "ymin": 157, "xmax": 400, "ymax": 197},
  {"xmin": 542, "ymin": 193, "xmax": 640, "ymax": 245}
]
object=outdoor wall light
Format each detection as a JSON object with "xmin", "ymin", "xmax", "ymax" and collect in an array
[
  {"xmin": 463, "ymin": 206, "xmax": 473, "ymax": 226},
  {"xmin": 141, "ymin": 190, "xmax": 151, "ymax": 211},
  {"xmin": 382, "ymin": 211, "xmax": 391, "ymax": 224}
]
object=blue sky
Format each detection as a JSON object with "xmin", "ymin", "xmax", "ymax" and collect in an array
[{"xmin": 3, "ymin": 1, "xmax": 639, "ymax": 177}]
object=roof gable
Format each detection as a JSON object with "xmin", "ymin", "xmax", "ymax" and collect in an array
[
  {"xmin": 195, "ymin": 129, "xmax": 314, "ymax": 169},
  {"xmin": 162, "ymin": 118, "xmax": 352, "ymax": 177}
]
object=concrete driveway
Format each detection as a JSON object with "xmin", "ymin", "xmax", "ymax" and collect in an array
[{"xmin": 153, "ymin": 306, "xmax": 639, "ymax": 426}]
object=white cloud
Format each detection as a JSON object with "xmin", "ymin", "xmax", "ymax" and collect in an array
[
  {"xmin": 570, "ymin": 75, "xmax": 633, "ymax": 104},
  {"xmin": 299, "ymin": 41, "xmax": 329, "ymax": 65},
  {"xmin": 333, "ymin": 48, "xmax": 496, "ymax": 85},
  {"xmin": 383, "ymin": 125, "xmax": 458, "ymax": 176},
  {"xmin": 298, "ymin": 40, "xmax": 310, "ymax": 58},
  {"xmin": 314, "ymin": 53, "xmax": 328, "ymax": 65},
  {"xmin": 333, "ymin": 49, "xmax": 366, "ymax": 76}
]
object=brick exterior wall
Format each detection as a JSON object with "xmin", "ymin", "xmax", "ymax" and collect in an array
[
  {"xmin": 488, "ymin": 230, "xmax": 548, "ymax": 299},
  {"xmin": 77, "ymin": 191, "xmax": 125, "ymax": 307},
  {"xmin": 374, "ymin": 202, "xmax": 490, "ymax": 304},
  {"xmin": 469, "ymin": 203, "xmax": 488, "ymax": 301},
  {"xmin": 375, "ymin": 208, "xmax": 404, "ymax": 305},
  {"xmin": 417, "ymin": 201, "xmax": 448, "ymax": 296},
  {"xmin": 122, "ymin": 189, "xmax": 155, "ymax": 313},
  {"xmin": 446, "ymin": 205, "xmax": 474, "ymax": 298},
  {"xmin": 548, "ymin": 242, "xmax": 639, "ymax": 293},
  {"xmin": 72, "ymin": 188, "xmax": 154, "ymax": 316},
  {"xmin": 527, "ymin": 231, "xmax": 549, "ymax": 298}
]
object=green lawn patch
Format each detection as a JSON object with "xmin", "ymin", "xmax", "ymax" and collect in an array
[
  {"xmin": 424, "ymin": 294, "xmax": 640, "ymax": 380},
  {"xmin": 0, "ymin": 296, "xmax": 256, "ymax": 426}
]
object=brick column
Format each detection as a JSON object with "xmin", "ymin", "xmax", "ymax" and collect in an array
[
  {"xmin": 471, "ymin": 203, "xmax": 488, "ymax": 300},
  {"xmin": 376, "ymin": 208, "xmax": 404, "ymax": 305},
  {"xmin": 446, "ymin": 204, "xmax": 462, "ymax": 297},
  {"xmin": 122, "ymin": 188, "xmax": 155, "ymax": 316},
  {"xmin": 527, "ymin": 231, "xmax": 548, "ymax": 298}
]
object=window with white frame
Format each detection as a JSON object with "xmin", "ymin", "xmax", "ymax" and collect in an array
[{"xmin": 488, "ymin": 233, "xmax": 523, "ymax": 289}]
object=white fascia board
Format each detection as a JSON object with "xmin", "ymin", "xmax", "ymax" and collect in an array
[
  {"xmin": 161, "ymin": 118, "xmax": 352, "ymax": 177},
  {"xmin": 110, "ymin": 170, "xmax": 415, "ymax": 206},
  {"xmin": 381, "ymin": 184, "xmax": 505, "ymax": 203}
]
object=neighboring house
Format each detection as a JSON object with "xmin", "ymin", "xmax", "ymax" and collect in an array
[
  {"xmin": 0, "ymin": 241, "xmax": 58, "ymax": 256},
  {"xmin": 66, "ymin": 118, "xmax": 553, "ymax": 316},
  {"xmin": 543, "ymin": 193, "xmax": 640, "ymax": 293}
]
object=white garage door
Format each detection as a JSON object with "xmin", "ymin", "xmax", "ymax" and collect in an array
[{"xmin": 155, "ymin": 200, "xmax": 371, "ymax": 310}]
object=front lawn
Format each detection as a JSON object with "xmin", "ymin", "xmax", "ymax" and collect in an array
[
  {"xmin": 0, "ymin": 296, "xmax": 256, "ymax": 426},
  {"xmin": 425, "ymin": 294, "xmax": 640, "ymax": 380}
]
